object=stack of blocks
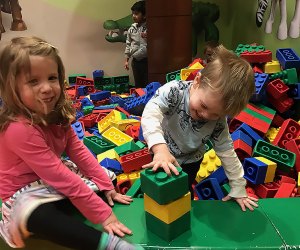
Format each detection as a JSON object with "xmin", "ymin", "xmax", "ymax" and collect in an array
[{"xmin": 140, "ymin": 167, "xmax": 191, "ymax": 241}]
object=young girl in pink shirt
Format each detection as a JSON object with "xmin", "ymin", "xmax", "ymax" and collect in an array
[{"xmin": 0, "ymin": 36, "xmax": 143, "ymax": 250}]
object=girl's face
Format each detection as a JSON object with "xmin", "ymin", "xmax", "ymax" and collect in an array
[
  {"xmin": 16, "ymin": 55, "xmax": 61, "ymax": 115},
  {"xmin": 189, "ymin": 75, "xmax": 224, "ymax": 121}
]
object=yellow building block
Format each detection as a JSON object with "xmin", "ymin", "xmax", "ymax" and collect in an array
[
  {"xmin": 102, "ymin": 127, "xmax": 133, "ymax": 146},
  {"xmin": 263, "ymin": 60, "xmax": 281, "ymax": 74},
  {"xmin": 298, "ymin": 172, "xmax": 300, "ymax": 194},
  {"xmin": 97, "ymin": 149, "xmax": 119, "ymax": 162},
  {"xmin": 189, "ymin": 61, "xmax": 204, "ymax": 69},
  {"xmin": 117, "ymin": 171, "xmax": 140, "ymax": 184},
  {"xmin": 144, "ymin": 192, "xmax": 191, "ymax": 224},
  {"xmin": 97, "ymin": 110, "xmax": 124, "ymax": 133},
  {"xmin": 196, "ymin": 149, "xmax": 221, "ymax": 183},
  {"xmin": 110, "ymin": 119, "xmax": 141, "ymax": 132},
  {"xmin": 180, "ymin": 68, "xmax": 201, "ymax": 81},
  {"xmin": 255, "ymin": 157, "xmax": 277, "ymax": 183},
  {"xmin": 266, "ymin": 127, "xmax": 280, "ymax": 143}
]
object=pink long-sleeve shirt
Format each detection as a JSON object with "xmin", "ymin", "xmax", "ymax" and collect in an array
[{"xmin": 0, "ymin": 119, "xmax": 114, "ymax": 224}]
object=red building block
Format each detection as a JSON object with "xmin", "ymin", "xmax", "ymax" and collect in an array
[
  {"xmin": 274, "ymin": 182, "xmax": 297, "ymax": 198},
  {"xmin": 285, "ymin": 138, "xmax": 300, "ymax": 172},
  {"xmin": 254, "ymin": 182, "xmax": 280, "ymax": 198},
  {"xmin": 233, "ymin": 139, "xmax": 252, "ymax": 160},
  {"xmin": 76, "ymin": 76, "xmax": 94, "ymax": 86},
  {"xmin": 271, "ymin": 114, "xmax": 285, "ymax": 127},
  {"xmin": 240, "ymin": 50, "xmax": 272, "ymax": 63},
  {"xmin": 267, "ymin": 95, "xmax": 294, "ymax": 113},
  {"xmin": 266, "ymin": 79, "xmax": 289, "ymax": 99},
  {"xmin": 116, "ymin": 179, "xmax": 132, "ymax": 194},
  {"xmin": 120, "ymin": 148, "xmax": 152, "ymax": 173},
  {"xmin": 78, "ymin": 114, "xmax": 98, "ymax": 128},
  {"xmin": 125, "ymin": 125, "xmax": 140, "ymax": 140},
  {"xmin": 273, "ymin": 119, "xmax": 300, "ymax": 148}
]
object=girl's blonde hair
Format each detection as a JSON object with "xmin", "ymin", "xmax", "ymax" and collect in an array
[
  {"xmin": 0, "ymin": 36, "xmax": 75, "ymax": 131},
  {"xmin": 200, "ymin": 45, "xmax": 255, "ymax": 117}
]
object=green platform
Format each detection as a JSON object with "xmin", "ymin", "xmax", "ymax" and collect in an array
[{"xmin": 1, "ymin": 198, "xmax": 300, "ymax": 249}]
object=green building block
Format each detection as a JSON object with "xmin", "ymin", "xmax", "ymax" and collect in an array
[
  {"xmin": 114, "ymin": 141, "xmax": 140, "ymax": 156},
  {"xmin": 205, "ymin": 139, "xmax": 213, "ymax": 152},
  {"xmin": 221, "ymin": 183, "xmax": 230, "ymax": 196},
  {"xmin": 166, "ymin": 70, "xmax": 181, "ymax": 82},
  {"xmin": 269, "ymin": 68, "xmax": 298, "ymax": 85},
  {"xmin": 100, "ymin": 77, "xmax": 113, "ymax": 85},
  {"xmin": 82, "ymin": 106, "xmax": 94, "ymax": 115},
  {"xmin": 135, "ymin": 141, "xmax": 146, "ymax": 149},
  {"xmin": 83, "ymin": 136, "xmax": 115, "ymax": 155},
  {"xmin": 115, "ymin": 83, "xmax": 129, "ymax": 94},
  {"xmin": 113, "ymin": 75, "xmax": 129, "ymax": 84},
  {"xmin": 253, "ymin": 140, "xmax": 296, "ymax": 172},
  {"xmin": 145, "ymin": 211, "xmax": 190, "ymax": 242},
  {"xmin": 235, "ymin": 44, "xmax": 265, "ymax": 56},
  {"xmin": 140, "ymin": 167, "xmax": 189, "ymax": 205},
  {"xmin": 102, "ymin": 84, "xmax": 116, "ymax": 92},
  {"xmin": 68, "ymin": 74, "xmax": 86, "ymax": 84},
  {"xmin": 126, "ymin": 178, "xmax": 143, "ymax": 198}
]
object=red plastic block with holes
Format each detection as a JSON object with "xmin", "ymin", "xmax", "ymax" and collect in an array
[
  {"xmin": 240, "ymin": 50, "xmax": 272, "ymax": 63},
  {"xmin": 285, "ymin": 138, "xmax": 300, "ymax": 172},
  {"xmin": 78, "ymin": 114, "xmax": 98, "ymax": 128},
  {"xmin": 233, "ymin": 139, "xmax": 252, "ymax": 160},
  {"xmin": 278, "ymin": 175, "xmax": 297, "ymax": 185},
  {"xmin": 267, "ymin": 95, "xmax": 294, "ymax": 113},
  {"xmin": 115, "ymin": 106, "xmax": 130, "ymax": 117},
  {"xmin": 132, "ymin": 88, "xmax": 146, "ymax": 97},
  {"xmin": 271, "ymin": 114, "xmax": 285, "ymax": 127},
  {"xmin": 254, "ymin": 182, "xmax": 280, "ymax": 198},
  {"xmin": 76, "ymin": 76, "xmax": 94, "ymax": 86},
  {"xmin": 93, "ymin": 99, "xmax": 109, "ymax": 107},
  {"xmin": 274, "ymin": 182, "xmax": 297, "ymax": 198},
  {"xmin": 125, "ymin": 125, "xmax": 140, "ymax": 140},
  {"xmin": 66, "ymin": 87, "xmax": 76, "ymax": 100},
  {"xmin": 72, "ymin": 102, "xmax": 82, "ymax": 111},
  {"xmin": 273, "ymin": 119, "xmax": 300, "ymax": 148},
  {"xmin": 246, "ymin": 186, "xmax": 259, "ymax": 199},
  {"xmin": 120, "ymin": 148, "xmax": 152, "ymax": 173},
  {"xmin": 116, "ymin": 179, "xmax": 132, "ymax": 194},
  {"xmin": 253, "ymin": 66, "xmax": 263, "ymax": 74},
  {"xmin": 266, "ymin": 79, "xmax": 289, "ymax": 99}
]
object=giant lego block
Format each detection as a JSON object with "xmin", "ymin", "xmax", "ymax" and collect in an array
[{"xmin": 243, "ymin": 157, "xmax": 268, "ymax": 185}]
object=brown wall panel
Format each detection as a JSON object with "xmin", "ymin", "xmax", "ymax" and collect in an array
[{"xmin": 147, "ymin": 0, "xmax": 192, "ymax": 17}]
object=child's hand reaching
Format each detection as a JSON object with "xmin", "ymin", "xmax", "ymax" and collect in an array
[
  {"xmin": 104, "ymin": 189, "xmax": 133, "ymax": 207},
  {"xmin": 142, "ymin": 144, "xmax": 180, "ymax": 176},
  {"xmin": 102, "ymin": 212, "xmax": 132, "ymax": 237},
  {"xmin": 222, "ymin": 195, "xmax": 259, "ymax": 211}
]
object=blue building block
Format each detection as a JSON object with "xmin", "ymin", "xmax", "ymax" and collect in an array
[
  {"xmin": 207, "ymin": 166, "xmax": 228, "ymax": 185},
  {"xmin": 71, "ymin": 121, "xmax": 85, "ymax": 140},
  {"xmin": 94, "ymin": 104, "xmax": 118, "ymax": 110},
  {"xmin": 288, "ymin": 83, "xmax": 300, "ymax": 100},
  {"xmin": 251, "ymin": 73, "xmax": 268, "ymax": 102},
  {"xmin": 109, "ymin": 96, "xmax": 126, "ymax": 106},
  {"xmin": 100, "ymin": 158, "xmax": 123, "ymax": 174},
  {"xmin": 236, "ymin": 123, "xmax": 263, "ymax": 145},
  {"xmin": 86, "ymin": 126, "xmax": 102, "ymax": 138},
  {"xmin": 145, "ymin": 82, "xmax": 161, "ymax": 97},
  {"xmin": 276, "ymin": 48, "xmax": 300, "ymax": 69},
  {"xmin": 231, "ymin": 130, "xmax": 253, "ymax": 148},
  {"xmin": 138, "ymin": 123, "xmax": 145, "ymax": 141},
  {"xmin": 93, "ymin": 70, "xmax": 104, "ymax": 78},
  {"xmin": 77, "ymin": 86, "xmax": 88, "ymax": 96},
  {"xmin": 80, "ymin": 97, "xmax": 94, "ymax": 107},
  {"xmin": 75, "ymin": 111, "xmax": 84, "ymax": 121},
  {"xmin": 243, "ymin": 157, "xmax": 267, "ymax": 184},
  {"xmin": 195, "ymin": 178, "xmax": 224, "ymax": 200},
  {"xmin": 90, "ymin": 91, "xmax": 111, "ymax": 101}
]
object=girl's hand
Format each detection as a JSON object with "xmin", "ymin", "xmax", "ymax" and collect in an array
[
  {"xmin": 104, "ymin": 189, "xmax": 133, "ymax": 207},
  {"xmin": 222, "ymin": 195, "xmax": 259, "ymax": 211},
  {"xmin": 142, "ymin": 144, "xmax": 180, "ymax": 176},
  {"xmin": 124, "ymin": 61, "xmax": 129, "ymax": 70},
  {"xmin": 102, "ymin": 212, "xmax": 132, "ymax": 237}
]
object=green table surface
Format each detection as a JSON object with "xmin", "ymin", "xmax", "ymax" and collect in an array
[{"xmin": 1, "ymin": 198, "xmax": 299, "ymax": 249}]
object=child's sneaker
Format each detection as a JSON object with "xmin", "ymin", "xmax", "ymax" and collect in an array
[{"xmin": 98, "ymin": 232, "xmax": 144, "ymax": 250}]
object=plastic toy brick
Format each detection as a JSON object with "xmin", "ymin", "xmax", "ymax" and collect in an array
[
  {"xmin": 102, "ymin": 127, "xmax": 133, "ymax": 146},
  {"xmin": 97, "ymin": 148, "xmax": 119, "ymax": 162},
  {"xmin": 97, "ymin": 110, "xmax": 126, "ymax": 133},
  {"xmin": 90, "ymin": 91, "xmax": 111, "ymax": 101},
  {"xmin": 75, "ymin": 111, "xmax": 84, "ymax": 121},
  {"xmin": 298, "ymin": 172, "xmax": 300, "ymax": 194},
  {"xmin": 166, "ymin": 69, "xmax": 181, "ymax": 82},
  {"xmin": 78, "ymin": 113, "xmax": 98, "ymax": 128},
  {"xmin": 233, "ymin": 139, "xmax": 252, "ymax": 160},
  {"xmin": 207, "ymin": 166, "xmax": 228, "ymax": 185},
  {"xmin": 100, "ymin": 158, "xmax": 122, "ymax": 175},
  {"xmin": 267, "ymin": 94, "xmax": 294, "ymax": 113},
  {"xmin": 145, "ymin": 82, "xmax": 161, "ymax": 96},
  {"xmin": 116, "ymin": 179, "xmax": 132, "ymax": 194},
  {"xmin": 196, "ymin": 149, "xmax": 221, "ymax": 183},
  {"xmin": 113, "ymin": 75, "xmax": 129, "ymax": 84},
  {"xmin": 285, "ymin": 138, "xmax": 300, "ymax": 172},
  {"xmin": 221, "ymin": 183, "xmax": 230, "ymax": 196},
  {"xmin": 246, "ymin": 186, "xmax": 259, "ymax": 199},
  {"xmin": 80, "ymin": 97, "xmax": 94, "ymax": 107},
  {"xmin": 120, "ymin": 148, "xmax": 152, "ymax": 173},
  {"xmin": 71, "ymin": 121, "xmax": 85, "ymax": 140},
  {"xmin": 236, "ymin": 123, "xmax": 263, "ymax": 145},
  {"xmin": 135, "ymin": 140, "xmax": 146, "ymax": 149},
  {"xmin": 274, "ymin": 182, "xmax": 297, "ymax": 198},
  {"xmin": 125, "ymin": 125, "xmax": 140, "ymax": 140},
  {"xmin": 93, "ymin": 99, "xmax": 110, "ymax": 107},
  {"xmin": 76, "ymin": 76, "xmax": 94, "ymax": 86},
  {"xmin": 231, "ymin": 130, "xmax": 253, "ymax": 148},
  {"xmin": 269, "ymin": 68, "xmax": 298, "ymax": 85},
  {"xmin": 92, "ymin": 70, "xmax": 104, "ymax": 78},
  {"xmin": 140, "ymin": 167, "xmax": 189, "ymax": 205},
  {"xmin": 253, "ymin": 139, "xmax": 296, "ymax": 172},
  {"xmin": 180, "ymin": 68, "xmax": 199, "ymax": 81},
  {"xmin": 68, "ymin": 74, "xmax": 86, "ymax": 84},
  {"xmin": 240, "ymin": 50, "xmax": 272, "ymax": 63},
  {"xmin": 254, "ymin": 182, "xmax": 280, "ymax": 198},
  {"xmin": 126, "ymin": 178, "xmax": 143, "ymax": 198},
  {"xmin": 235, "ymin": 44, "xmax": 265, "ymax": 56},
  {"xmin": 110, "ymin": 119, "xmax": 140, "ymax": 132},
  {"xmin": 194, "ymin": 178, "xmax": 224, "ymax": 200},
  {"xmin": 263, "ymin": 60, "xmax": 281, "ymax": 74},
  {"xmin": 243, "ymin": 157, "xmax": 268, "ymax": 184},
  {"xmin": 276, "ymin": 48, "xmax": 300, "ymax": 69},
  {"xmin": 109, "ymin": 96, "xmax": 125, "ymax": 106},
  {"xmin": 266, "ymin": 79, "xmax": 289, "ymax": 99},
  {"xmin": 273, "ymin": 119, "xmax": 300, "ymax": 148},
  {"xmin": 132, "ymin": 88, "xmax": 146, "ymax": 97},
  {"xmin": 145, "ymin": 210, "xmax": 190, "ymax": 242},
  {"xmin": 114, "ymin": 141, "xmax": 141, "ymax": 156},
  {"xmin": 114, "ymin": 106, "xmax": 130, "ymax": 117},
  {"xmin": 253, "ymin": 65, "xmax": 264, "ymax": 74},
  {"xmin": 138, "ymin": 124, "xmax": 145, "ymax": 141},
  {"xmin": 115, "ymin": 83, "xmax": 129, "ymax": 94},
  {"xmin": 82, "ymin": 106, "xmax": 94, "ymax": 116},
  {"xmin": 289, "ymin": 83, "xmax": 300, "ymax": 100},
  {"xmin": 278, "ymin": 175, "xmax": 297, "ymax": 185},
  {"xmin": 271, "ymin": 114, "xmax": 285, "ymax": 127},
  {"xmin": 188, "ymin": 58, "xmax": 204, "ymax": 68},
  {"xmin": 254, "ymin": 157, "xmax": 277, "ymax": 183},
  {"xmin": 144, "ymin": 192, "xmax": 191, "ymax": 224},
  {"xmin": 83, "ymin": 136, "xmax": 115, "ymax": 155},
  {"xmin": 117, "ymin": 171, "xmax": 140, "ymax": 184},
  {"xmin": 251, "ymin": 73, "xmax": 268, "ymax": 102},
  {"xmin": 77, "ymin": 86, "xmax": 88, "ymax": 96}
]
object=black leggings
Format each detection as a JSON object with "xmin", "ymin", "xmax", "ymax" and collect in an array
[
  {"xmin": 181, "ymin": 159, "xmax": 202, "ymax": 199},
  {"xmin": 27, "ymin": 198, "xmax": 102, "ymax": 250},
  {"xmin": 131, "ymin": 58, "xmax": 148, "ymax": 88}
]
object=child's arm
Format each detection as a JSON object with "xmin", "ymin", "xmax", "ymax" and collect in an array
[{"xmin": 132, "ymin": 44, "xmax": 147, "ymax": 61}]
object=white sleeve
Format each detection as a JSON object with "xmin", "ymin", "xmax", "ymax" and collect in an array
[{"xmin": 216, "ymin": 148, "xmax": 247, "ymax": 198}]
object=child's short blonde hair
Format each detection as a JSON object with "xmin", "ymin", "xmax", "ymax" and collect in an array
[
  {"xmin": 200, "ymin": 45, "xmax": 255, "ymax": 117},
  {"xmin": 0, "ymin": 36, "xmax": 75, "ymax": 131}
]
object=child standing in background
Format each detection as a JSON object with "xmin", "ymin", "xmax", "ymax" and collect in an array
[
  {"xmin": 141, "ymin": 45, "xmax": 258, "ymax": 211},
  {"xmin": 124, "ymin": 1, "xmax": 148, "ymax": 88},
  {"xmin": 0, "ymin": 36, "xmax": 143, "ymax": 250}
]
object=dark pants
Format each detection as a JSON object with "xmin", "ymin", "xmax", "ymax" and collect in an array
[
  {"xmin": 132, "ymin": 58, "xmax": 148, "ymax": 88},
  {"xmin": 181, "ymin": 159, "xmax": 203, "ymax": 200}
]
